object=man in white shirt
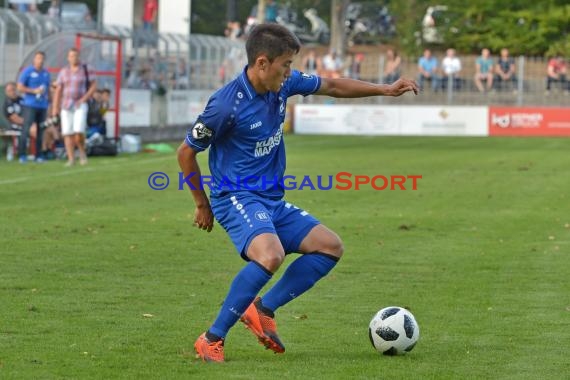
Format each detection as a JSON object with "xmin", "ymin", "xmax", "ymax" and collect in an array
[{"xmin": 441, "ymin": 48, "xmax": 462, "ymax": 90}]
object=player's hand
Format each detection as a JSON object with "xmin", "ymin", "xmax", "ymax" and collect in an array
[
  {"xmin": 193, "ymin": 204, "xmax": 214, "ymax": 232},
  {"xmin": 389, "ymin": 78, "xmax": 419, "ymax": 96}
]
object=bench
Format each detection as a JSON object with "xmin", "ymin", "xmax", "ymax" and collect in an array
[{"xmin": 0, "ymin": 129, "xmax": 20, "ymax": 161}]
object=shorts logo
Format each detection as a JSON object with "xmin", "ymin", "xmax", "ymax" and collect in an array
[
  {"xmin": 191, "ymin": 122, "xmax": 213, "ymax": 140},
  {"xmin": 255, "ymin": 210, "xmax": 270, "ymax": 222}
]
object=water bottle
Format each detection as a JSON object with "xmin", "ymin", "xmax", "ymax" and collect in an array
[
  {"xmin": 6, "ymin": 145, "xmax": 14, "ymax": 161},
  {"xmin": 36, "ymin": 85, "xmax": 45, "ymax": 100}
]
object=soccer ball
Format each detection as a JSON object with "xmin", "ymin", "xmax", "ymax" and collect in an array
[{"xmin": 368, "ymin": 306, "xmax": 420, "ymax": 355}]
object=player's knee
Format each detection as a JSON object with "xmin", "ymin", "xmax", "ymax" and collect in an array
[
  {"xmin": 330, "ymin": 236, "xmax": 344, "ymax": 258},
  {"xmin": 257, "ymin": 251, "xmax": 285, "ymax": 273},
  {"xmin": 320, "ymin": 234, "xmax": 344, "ymax": 259}
]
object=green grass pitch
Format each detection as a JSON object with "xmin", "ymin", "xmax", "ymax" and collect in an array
[{"xmin": 1, "ymin": 135, "xmax": 569, "ymax": 379}]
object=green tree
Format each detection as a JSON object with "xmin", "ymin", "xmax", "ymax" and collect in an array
[{"xmin": 390, "ymin": 0, "xmax": 570, "ymax": 56}]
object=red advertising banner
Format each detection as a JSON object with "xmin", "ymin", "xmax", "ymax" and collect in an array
[{"xmin": 489, "ymin": 107, "xmax": 570, "ymax": 136}]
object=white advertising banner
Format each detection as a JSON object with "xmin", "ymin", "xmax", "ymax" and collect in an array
[
  {"xmin": 294, "ymin": 105, "xmax": 400, "ymax": 135},
  {"xmin": 294, "ymin": 105, "xmax": 488, "ymax": 137},
  {"xmin": 167, "ymin": 90, "xmax": 212, "ymax": 125},
  {"xmin": 119, "ymin": 89, "xmax": 152, "ymax": 127},
  {"xmin": 398, "ymin": 106, "xmax": 489, "ymax": 136}
]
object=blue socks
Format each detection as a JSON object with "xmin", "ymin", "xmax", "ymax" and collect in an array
[
  {"xmin": 208, "ymin": 261, "xmax": 272, "ymax": 339},
  {"xmin": 261, "ymin": 253, "xmax": 339, "ymax": 313}
]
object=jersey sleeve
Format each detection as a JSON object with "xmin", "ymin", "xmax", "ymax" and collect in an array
[
  {"xmin": 17, "ymin": 67, "xmax": 31, "ymax": 86},
  {"xmin": 184, "ymin": 92, "xmax": 233, "ymax": 152},
  {"xmin": 282, "ymin": 69, "xmax": 321, "ymax": 98}
]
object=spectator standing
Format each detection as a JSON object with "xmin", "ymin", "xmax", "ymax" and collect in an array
[
  {"xmin": 494, "ymin": 48, "xmax": 517, "ymax": 91},
  {"xmin": 474, "ymin": 48, "xmax": 494, "ymax": 92},
  {"xmin": 417, "ymin": 49, "xmax": 439, "ymax": 91},
  {"xmin": 52, "ymin": 48, "xmax": 97, "ymax": 166},
  {"xmin": 546, "ymin": 56, "xmax": 568, "ymax": 94},
  {"xmin": 17, "ymin": 51, "xmax": 51, "ymax": 163},
  {"xmin": 441, "ymin": 48, "xmax": 462, "ymax": 90},
  {"xmin": 142, "ymin": 0, "xmax": 158, "ymax": 31},
  {"xmin": 383, "ymin": 49, "xmax": 401, "ymax": 84}
]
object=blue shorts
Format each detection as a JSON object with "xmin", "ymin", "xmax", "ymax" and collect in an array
[{"xmin": 211, "ymin": 193, "xmax": 320, "ymax": 259}]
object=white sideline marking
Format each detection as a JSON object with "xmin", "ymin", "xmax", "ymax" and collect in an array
[{"xmin": 0, "ymin": 155, "xmax": 174, "ymax": 186}]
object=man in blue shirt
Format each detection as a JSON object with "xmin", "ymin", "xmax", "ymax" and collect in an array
[
  {"xmin": 474, "ymin": 48, "xmax": 494, "ymax": 93},
  {"xmin": 417, "ymin": 48, "xmax": 440, "ymax": 91},
  {"xmin": 178, "ymin": 23, "xmax": 419, "ymax": 363},
  {"xmin": 17, "ymin": 51, "xmax": 51, "ymax": 163}
]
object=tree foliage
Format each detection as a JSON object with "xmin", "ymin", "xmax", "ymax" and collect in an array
[
  {"xmin": 63, "ymin": 0, "xmax": 569, "ymax": 57},
  {"xmin": 391, "ymin": 0, "xmax": 570, "ymax": 57}
]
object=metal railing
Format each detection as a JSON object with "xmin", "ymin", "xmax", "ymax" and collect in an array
[{"xmin": 1, "ymin": 7, "xmax": 568, "ymax": 132}]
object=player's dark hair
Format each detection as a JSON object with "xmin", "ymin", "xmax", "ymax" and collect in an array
[{"xmin": 246, "ymin": 23, "xmax": 301, "ymax": 66}]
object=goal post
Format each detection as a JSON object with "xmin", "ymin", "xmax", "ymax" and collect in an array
[{"xmin": 18, "ymin": 31, "xmax": 124, "ymax": 139}]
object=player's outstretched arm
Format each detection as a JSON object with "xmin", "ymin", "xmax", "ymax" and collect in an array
[
  {"xmin": 315, "ymin": 77, "xmax": 419, "ymax": 98},
  {"xmin": 177, "ymin": 143, "xmax": 214, "ymax": 232}
]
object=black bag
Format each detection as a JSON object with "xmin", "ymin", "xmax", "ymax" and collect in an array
[{"xmin": 87, "ymin": 138, "xmax": 118, "ymax": 157}]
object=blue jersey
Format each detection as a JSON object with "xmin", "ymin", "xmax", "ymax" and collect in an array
[
  {"xmin": 18, "ymin": 65, "xmax": 51, "ymax": 109},
  {"xmin": 185, "ymin": 67, "xmax": 321, "ymax": 200}
]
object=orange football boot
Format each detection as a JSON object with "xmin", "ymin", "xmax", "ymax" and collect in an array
[
  {"xmin": 194, "ymin": 332, "xmax": 225, "ymax": 363},
  {"xmin": 240, "ymin": 297, "xmax": 285, "ymax": 353}
]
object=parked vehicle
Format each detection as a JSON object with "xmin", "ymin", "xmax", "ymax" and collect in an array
[
  {"xmin": 345, "ymin": 2, "xmax": 396, "ymax": 45},
  {"xmin": 421, "ymin": 5, "xmax": 459, "ymax": 44},
  {"xmin": 44, "ymin": 1, "xmax": 96, "ymax": 32},
  {"xmin": 245, "ymin": 4, "xmax": 329, "ymax": 45}
]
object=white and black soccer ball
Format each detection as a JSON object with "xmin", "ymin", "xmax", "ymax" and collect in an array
[{"xmin": 369, "ymin": 306, "xmax": 420, "ymax": 355}]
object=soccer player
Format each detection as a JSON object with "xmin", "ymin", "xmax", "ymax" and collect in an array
[{"xmin": 177, "ymin": 23, "xmax": 418, "ymax": 363}]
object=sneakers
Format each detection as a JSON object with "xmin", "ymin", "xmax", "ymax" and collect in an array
[
  {"xmin": 240, "ymin": 297, "xmax": 285, "ymax": 353},
  {"xmin": 194, "ymin": 332, "xmax": 225, "ymax": 363}
]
